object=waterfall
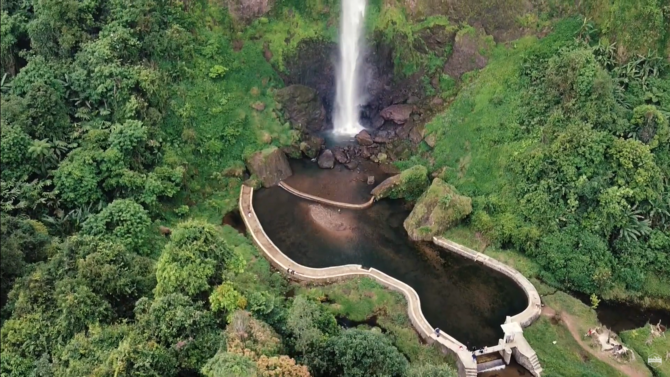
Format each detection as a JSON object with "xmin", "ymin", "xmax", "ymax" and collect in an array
[{"xmin": 333, "ymin": 0, "xmax": 366, "ymax": 136}]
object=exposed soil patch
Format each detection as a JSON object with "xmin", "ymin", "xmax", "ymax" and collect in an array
[{"xmin": 541, "ymin": 306, "xmax": 651, "ymax": 377}]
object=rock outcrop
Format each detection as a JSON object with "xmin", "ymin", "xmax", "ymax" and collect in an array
[
  {"xmin": 245, "ymin": 147, "xmax": 292, "ymax": 187},
  {"xmin": 443, "ymin": 27, "xmax": 491, "ymax": 78},
  {"xmin": 380, "ymin": 104, "xmax": 414, "ymax": 124},
  {"xmin": 371, "ymin": 165, "xmax": 428, "ymax": 200},
  {"xmin": 275, "ymin": 85, "xmax": 325, "ymax": 132},
  {"xmin": 403, "ymin": 178, "xmax": 472, "ymax": 241},
  {"xmin": 317, "ymin": 149, "xmax": 335, "ymax": 169},
  {"xmin": 227, "ymin": 0, "xmax": 274, "ymax": 23}
]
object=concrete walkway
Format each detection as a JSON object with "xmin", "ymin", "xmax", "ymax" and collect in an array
[
  {"xmin": 240, "ymin": 184, "xmax": 543, "ymax": 376},
  {"xmin": 278, "ymin": 181, "xmax": 375, "ymax": 209}
]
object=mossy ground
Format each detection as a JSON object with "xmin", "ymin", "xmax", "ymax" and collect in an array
[{"xmin": 621, "ymin": 326, "xmax": 670, "ymax": 377}]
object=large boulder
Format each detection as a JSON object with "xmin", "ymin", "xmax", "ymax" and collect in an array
[
  {"xmin": 371, "ymin": 165, "xmax": 429, "ymax": 200},
  {"xmin": 380, "ymin": 104, "xmax": 413, "ymax": 125},
  {"xmin": 317, "ymin": 149, "xmax": 335, "ymax": 169},
  {"xmin": 275, "ymin": 85, "xmax": 325, "ymax": 132},
  {"xmin": 403, "ymin": 178, "xmax": 472, "ymax": 241},
  {"xmin": 300, "ymin": 134, "xmax": 325, "ymax": 159},
  {"xmin": 355, "ymin": 130, "xmax": 374, "ymax": 146},
  {"xmin": 245, "ymin": 147, "xmax": 292, "ymax": 187},
  {"xmin": 332, "ymin": 148, "xmax": 349, "ymax": 164}
]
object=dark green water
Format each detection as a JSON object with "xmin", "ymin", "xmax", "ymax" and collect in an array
[{"xmin": 253, "ymin": 160, "xmax": 528, "ymax": 348}]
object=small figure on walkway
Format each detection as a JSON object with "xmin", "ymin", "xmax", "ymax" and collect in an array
[
  {"xmin": 435, "ymin": 328, "xmax": 440, "ymax": 337},
  {"xmin": 247, "ymin": 211, "xmax": 251, "ymax": 218},
  {"xmin": 471, "ymin": 352, "xmax": 477, "ymax": 362},
  {"xmin": 287, "ymin": 267, "xmax": 291, "ymax": 274},
  {"xmin": 459, "ymin": 345, "xmax": 464, "ymax": 350},
  {"xmin": 291, "ymin": 269, "xmax": 295, "ymax": 275}
]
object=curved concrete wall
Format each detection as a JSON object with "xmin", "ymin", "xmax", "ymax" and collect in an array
[
  {"xmin": 278, "ymin": 181, "xmax": 375, "ymax": 209},
  {"xmin": 432, "ymin": 238, "xmax": 542, "ymax": 328}
]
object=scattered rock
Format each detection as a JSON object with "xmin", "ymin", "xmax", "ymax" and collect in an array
[
  {"xmin": 377, "ymin": 153, "xmax": 388, "ymax": 163},
  {"xmin": 424, "ymin": 133, "xmax": 437, "ymax": 148},
  {"xmin": 431, "ymin": 97, "xmax": 444, "ymax": 106},
  {"xmin": 263, "ymin": 42, "xmax": 273, "ymax": 62},
  {"xmin": 333, "ymin": 148, "xmax": 349, "ymax": 164},
  {"xmin": 251, "ymin": 101, "xmax": 266, "ymax": 111},
  {"xmin": 275, "ymin": 85, "xmax": 326, "ymax": 132},
  {"xmin": 367, "ymin": 176, "xmax": 375, "ymax": 185},
  {"xmin": 345, "ymin": 160, "xmax": 359, "ymax": 170},
  {"xmin": 395, "ymin": 122, "xmax": 414, "ymax": 139},
  {"xmin": 371, "ymin": 165, "xmax": 428, "ymax": 200},
  {"xmin": 360, "ymin": 147, "xmax": 372, "ymax": 159},
  {"xmin": 373, "ymin": 130, "xmax": 395, "ymax": 144},
  {"xmin": 409, "ymin": 124, "xmax": 424, "ymax": 144},
  {"xmin": 404, "ymin": 178, "xmax": 473, "ymax": 241},
  {"xmin": 355, "ymin": 130, "xmax": 374, "ymax": 146},
  {"xmin": 245, "ymin": 147, "xmax": 293, "ymax": 187},
  {"xmin": 380, "ymin": 104, "xmax": 414, "ymax": 124},
  {"xmin": 317, "ymin": 149, "xmax": 335, "ymax": 169}
]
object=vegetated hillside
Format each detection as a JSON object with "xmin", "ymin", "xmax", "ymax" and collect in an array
[
  {"xmin": 423, "ymin": 17, "xmax": 670, "ymax": 307},
  {"xmin": 0, "ymin": 1, "xmax": 668, "ymax": 377}
]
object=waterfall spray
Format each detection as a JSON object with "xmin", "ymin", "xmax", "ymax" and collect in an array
[{"xmin": 333, "ymin": 0, "xmax": 366, "ymax": 136}]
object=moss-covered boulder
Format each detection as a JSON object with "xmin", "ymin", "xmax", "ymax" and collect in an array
[
  {"xmin": 371, "ymin": 165, "xmax": 429, "ymax": 200},
  {"xmin": 245, "ymin": 147, "xmax": 292, "ymax": 187},
  {"xmin": 403, "ymin": 178, "xmax": 472, "ymax": 241}
]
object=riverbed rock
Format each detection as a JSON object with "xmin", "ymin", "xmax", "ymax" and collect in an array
[
  {"xmin": 300, "ymin": 134, "xmax": 325, "ymax": 159},
  {"xmin": 355, "ymin": 130, "xmax": 374, "ymax": 146},
  {"xmin": 333, "ymin": 148, "xmax": 349, "ymax": 164},
  {"xmin": 371, "ymin": 165, "xmax": 428, "ymax": 200},
  {"xmin": 345, "ymin": 160, "xmax": 359, "ymax": 170},
  {"xmin": 367, "ymin": 176, "xmax": 375, "ymax": 185},
  {"xmin": 275, "ymin": 85, "xmax": 325, "ymax": 132},
  {"xmin": 403, "ymin": 178, "xmax": 472, "ymax": 241},
  {"xmin": 380, "ymin": 104, "xmax": 413, "ymax": 124},
  {"xmin": 245, "ymin": 146, "xmax": 292, "ymax": 188},
  {"xmin": 317, "ymin": 149, "xmax": 335, "ymax": 169}
]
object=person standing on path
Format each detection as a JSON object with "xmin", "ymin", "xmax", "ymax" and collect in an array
[
  {"xmin": 471, "ymin": 352, "xmax": 477, "ymax": 363},
  {"xmin": 435, "ymin": 328, "xmax": 441, "ymax": 337}
]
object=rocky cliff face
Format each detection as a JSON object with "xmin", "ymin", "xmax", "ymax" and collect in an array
[
  {"xmin": 275, "ymin": 85, "xmax": 326, "ymax": 132},
  {"xmin": 245, "ymin": 147, "xmax": 293, "ymax": 187},
  {"xmin": 403, "ymin": 178, "xmax": 472, "ymax": 241}
]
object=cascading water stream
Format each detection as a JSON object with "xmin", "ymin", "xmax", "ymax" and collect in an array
[{"xmin": 333, "ymin": 0, "xmax": 366, "ymax": 136}]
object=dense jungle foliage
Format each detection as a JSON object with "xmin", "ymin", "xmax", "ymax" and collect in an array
[{"xmin": 0, "ymin": 0, "xmax": 669, "ymax": 376}]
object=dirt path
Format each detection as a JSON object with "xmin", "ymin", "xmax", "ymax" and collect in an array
[{"xmin": 541, "ymin": 306, "xmax": 650, "ymax": 377}]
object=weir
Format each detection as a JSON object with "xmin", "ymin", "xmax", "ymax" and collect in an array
[{"xmin": 240, "ymin": 184, "xmax": 544, "ymax": 377}]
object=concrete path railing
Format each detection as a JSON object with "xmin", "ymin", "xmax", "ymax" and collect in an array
[
  {"xmin": 278, "ymin": 181, "xmax": 375, "ymax": 210},
  {"xmin": 239, "ymin": 184, "xmax": 478, "ymax": 377},
  {"xmin": 432, "ymin": 238, "xmax": 542, "ymax": 328}
]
